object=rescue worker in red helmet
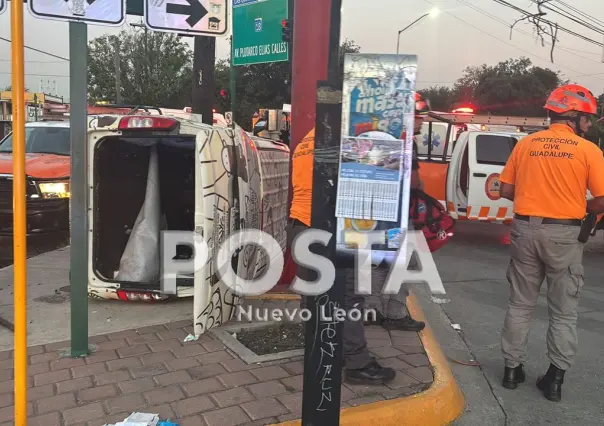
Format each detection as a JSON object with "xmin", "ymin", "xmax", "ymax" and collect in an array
[{"xmin": 498, "ymin": 84, "xmax": 604, "ymax": 402}]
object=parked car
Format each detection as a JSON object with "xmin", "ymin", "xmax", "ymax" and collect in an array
[{"xmin": 0, "ymin": 120, "xmax": 70, "ymax": 234}]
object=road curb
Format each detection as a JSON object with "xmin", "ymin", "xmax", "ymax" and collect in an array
[
  {"xmin": 248, "ymin": 293, "xmax": 301, "ymax": 300},
  {"xmin": 270, "ymin": 291, "xmax": 466, "ymax": 426}
]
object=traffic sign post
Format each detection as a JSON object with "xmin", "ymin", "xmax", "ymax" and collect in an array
[
  {"xmin": 145, "ymin": 0, "xmax": 229, "ymax": 36},
  {"xmin": 10, "ymin": 0, "xmax": 28, "ymax": 423},
  {"xmin": 28, "ymin": 0, "xmax": 126, "ymax": 25},
  {"xmin": 232, "ymin": 0, "xmax": 289, "ymax": 66}
]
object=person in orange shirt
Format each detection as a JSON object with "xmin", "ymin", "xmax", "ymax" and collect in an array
[
  {"xmin": 498, "ymin": 84, "xmax": 604, "ymax": 402},
  {"xmin": 288, "ymin": 97, "xmax": 428, "ymax": 385}
]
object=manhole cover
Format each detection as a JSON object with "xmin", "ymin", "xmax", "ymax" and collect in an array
[
  {"xmin": 34, "ymin": 293, "xmax": 70, "ymax": 304},
  {"xmin": 59, "ymin": 286, "xmax": 71, "ymax": 293}
]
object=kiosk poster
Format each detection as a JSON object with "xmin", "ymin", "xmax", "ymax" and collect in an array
[{"xmin": 335, "ymin": 53, "xmax": 418, "ymax": 252}]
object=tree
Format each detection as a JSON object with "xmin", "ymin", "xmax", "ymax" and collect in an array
[
  {"xmin": 3, "ymin": 86, "xmax": 30, "ymax": 92},
  {"xmin": 216, "ymin": 39, "xmax": 363, "ymax": 129},
  {"xmin": 88, "ymin": 28, "xmax": 193, "ymax": 107},
  {"xmin": 454, "ymin": 57, "xmax": 565, "ymax": 116},
  {"xmin": 418, "ymin": 86, "xmax": 457, "ymax": 112}
]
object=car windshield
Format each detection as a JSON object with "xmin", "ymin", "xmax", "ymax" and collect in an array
[{"xmin": 0, "ymin": 126, "xmax": 70, "ymax": 156}]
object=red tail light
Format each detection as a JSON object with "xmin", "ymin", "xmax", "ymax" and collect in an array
[
  {"xmin": 116, "ymin": 289, "xmax": 167, "ymax": 302},
  {"xmin": 118, "ymin": 116, "xmax": 178, "ymax": 131}
]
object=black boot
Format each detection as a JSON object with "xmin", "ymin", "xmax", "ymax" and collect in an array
[
  {"xmin": 536, "ymin": 364, "xmax": 565, "ymax": 402},
  {"xmin": 382, "ymin": 315, "xmax": 426, "ymax": 332},
  {"xmin": 345, "ymin": 358, "xmax": 396, "ymax": 385},
  {"xmin": 502, "ymin": 364, "xmax": 526, "ymax": 389}
]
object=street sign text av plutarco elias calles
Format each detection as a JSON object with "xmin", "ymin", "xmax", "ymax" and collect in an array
[{"xmin": 232, "ymin": 0, "xmax": 289, "ymax": 66}]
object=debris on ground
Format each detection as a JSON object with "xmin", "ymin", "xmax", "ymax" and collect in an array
[
  {"xmin": 451, "ymin": 324, "xmax": 462, "ymax": 331},
  {"xmin": 237, "ymin": 322, "xmax": 305, "ymax": 355},
  {"xmin": 183, "ymin": 334, "xmax": 198, "ymax": 342},
  {"xmin": 430, "ymin": 296, "xmax": 451, "ymax": 304},
  {"xmin": 103, "ymin": 412, "xmax": 179, "ymax": 426}
]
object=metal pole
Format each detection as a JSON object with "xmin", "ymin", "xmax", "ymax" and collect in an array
[
  {"xmin": 69, "ymin": 21, "xmax": 89, "ymax": 358},
  {"xmin": 10, "ymin": 0, "xmax": 28, "ymax": 421},
  {"xmin": 192, "ymin": 36, "xmax": 216, "ymax": 125},
  {"xmin": 300, "ymin": 0, "xmax": 343, "ymax": 424},
  {"xmin": 288, "ymin": 0, "xmax": 331, "ymax": 207},
  {"xmin": 114, "ymin": 40, "xmax": 122, "ymax": 104},
  {"xmin": 396, "ymin": 13, "xmax": 429, "ymax": 54},
  {"xmin": 230, "ymin": 36, "xmax": 236, "ymax": 122}
]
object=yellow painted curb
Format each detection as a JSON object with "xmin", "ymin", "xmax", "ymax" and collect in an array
[
  {"xmin": 272, "ymin": 292, "xmax": 465, "ymax": 426},
  {"xmin": 248, "ymin": 293, "xmax": 301, "ymax": 301}
]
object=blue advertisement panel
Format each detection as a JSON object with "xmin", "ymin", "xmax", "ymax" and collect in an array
[{"xmin": 335, "ymin": 54, "xmax": 417, "ymax": 253}]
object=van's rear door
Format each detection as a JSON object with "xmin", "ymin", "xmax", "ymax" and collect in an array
[{"xmin": 465, "ymin": 132, "xmax": 520, "ymax": 222}]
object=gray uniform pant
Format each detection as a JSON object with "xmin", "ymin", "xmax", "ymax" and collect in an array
[
  {"xmin": 288, "ymin": 219, "xmax": 413, "ymax": 370},
  {"xmin": 501, "ymin": 217, "xmax": 585, "ymax": 371}
]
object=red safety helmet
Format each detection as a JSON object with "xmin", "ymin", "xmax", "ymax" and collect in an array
[
  {"xmin": 544, "ymin": 84, "xmax": 598, "ymax": 116},
  {"xmin": 415, "ymin": 92, "xmax": 431, "ymax": 116}
]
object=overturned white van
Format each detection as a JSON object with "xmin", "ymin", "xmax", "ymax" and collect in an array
[{"xmin": 86, "ymin": 114, "xmax": 290, "ymax": 332}]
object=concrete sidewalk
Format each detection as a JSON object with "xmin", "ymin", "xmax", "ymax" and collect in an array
[
  {"xmin": 0, "ymin": 247, "xmax": 192, "ymax": 351},
  {"xmin": 0, "ymin": 299, "xmax": 437, "ymax": 425}
]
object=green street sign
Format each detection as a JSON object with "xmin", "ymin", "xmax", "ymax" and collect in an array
[{"xmin": 232, "ymin": 0, "xmax": 289, "ymax": 66}]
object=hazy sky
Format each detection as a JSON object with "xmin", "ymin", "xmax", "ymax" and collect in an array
[{"xmin": 1, "ymin": 0, "xmax": 603, "ymax": 102}]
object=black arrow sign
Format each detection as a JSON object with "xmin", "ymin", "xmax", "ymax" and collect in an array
[{"xmin": 166, "ymin": 0, "xmax": 207, "ymax": 28}]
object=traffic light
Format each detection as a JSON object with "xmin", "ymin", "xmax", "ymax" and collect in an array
[{"xmin": 281, "ymin": 19, "xmax": 292, "ymax": 42}]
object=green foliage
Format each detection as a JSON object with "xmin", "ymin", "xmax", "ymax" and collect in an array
[
  {"xmin": 420, "ymin": 57, "xmax": 566, "ymax": 117},
  {"xmin": 87, "ymin": 28, "xmax": 193, "ymax": 107},
  {"xmin": 417, "ymin": 86, "xmax": 457, "ymax": 112},
  {"xmin": 216, "ymin": 38, "xmax": 362, "ymax": 129}
]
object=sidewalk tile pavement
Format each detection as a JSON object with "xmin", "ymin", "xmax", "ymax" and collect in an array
[{"xmin": 0, "ymin": 311, "xmax": 433, "ymax": 425}]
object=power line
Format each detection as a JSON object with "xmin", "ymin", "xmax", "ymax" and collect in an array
[
  {"xmin": 0, "ymin": 36, "xmax": 69, "ymax": 61},
  {"xmin": 454, "ymin": 0, "xmax": 604, "ymax": 65},
  {"xmin": 0, "ymin": 59, "xmax": 68, "ymax": 64},
  {"xmin": 533, "ymin": 1, "xmax": 604, "ymax": 36},
  {"xmin": 553, "ymin": 0, "xmax": 604, "ymax": 28},
  {"xmin": 422, "ymin": 0, "xmax": 602, "ymax": 80},
  {"xmin": 0, "ymin": 71, "xmax": 69, "ymax": 78},
  {"xmin": 491, "ymin": 0, "xmax": 603, "ymax": 47}
]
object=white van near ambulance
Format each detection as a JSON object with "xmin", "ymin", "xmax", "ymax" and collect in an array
[{"xmin": 415, "ymin": 111, "xmax": 551, "ymax": 223}]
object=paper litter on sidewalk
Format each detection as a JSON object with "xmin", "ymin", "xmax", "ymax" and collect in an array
[
  {"xmin": 103, "ymin": 412, "xmax": 167, "ymax": 426},
  {"xmin": 451, "ymin": 324, "xmax": 462, "ymax": 331}
]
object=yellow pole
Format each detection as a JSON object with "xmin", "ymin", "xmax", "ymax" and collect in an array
[{"xmin": 11, "ymin": 0, "xmax": 27, "ymax": 423}]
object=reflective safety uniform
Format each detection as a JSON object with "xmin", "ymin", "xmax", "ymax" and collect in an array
[{"xmin": 500, "ymin": 123, "xmax": 604, "ymax": 370}]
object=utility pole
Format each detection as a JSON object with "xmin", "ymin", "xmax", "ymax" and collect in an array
[
  {"xmin": 229, "ymin": 35, "xmax": 236, "ymax": 121},
  {"xmin": 192, "ymin": 36, "xmax": 216, "ymax": 125},
  {"xmin": 114, "ymin": 40, "xmax": 121, "ymax": 104},
  {"xmin": 294, "ymin": 0, "xmax": 345, "ymax": 424}
]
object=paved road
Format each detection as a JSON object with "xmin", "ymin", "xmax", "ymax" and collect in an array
[
  {"xmin": 427, "ymin": 221, "xmax": 604, "ymax": 426},
  {"xmin": 0, "ymin": 232, "xmax": 69, "ymax": 269}
]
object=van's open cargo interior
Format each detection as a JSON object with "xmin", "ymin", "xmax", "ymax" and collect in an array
[{"xmin": 93, "ymin": 136, "xmax": 197, "ymax": 288}]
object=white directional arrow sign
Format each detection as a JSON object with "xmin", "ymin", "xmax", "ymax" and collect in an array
[
  {"xmin": 28, "ymin": 0, "xmax": 126, "ymax": 26},
  {"xmin": 145, "ymin": 0, "xmax": 229, "ymax": 36}
]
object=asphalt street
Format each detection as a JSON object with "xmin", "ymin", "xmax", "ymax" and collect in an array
[{"xmin": 424, "ymin": 221, "xmax": 604, "ymax": 426}]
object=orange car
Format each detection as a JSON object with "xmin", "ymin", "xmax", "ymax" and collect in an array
[{"xmin": 0, "ymin": 120, "xmax": 71, "ymax": 234}]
